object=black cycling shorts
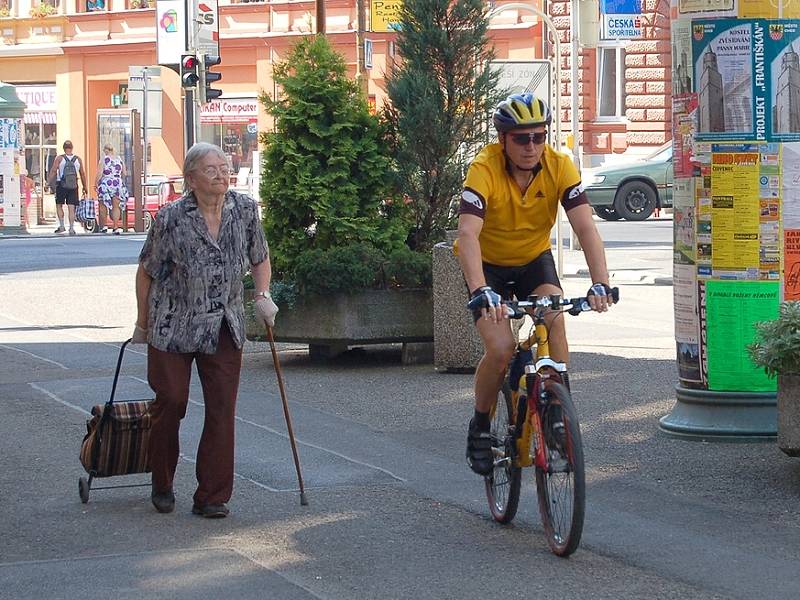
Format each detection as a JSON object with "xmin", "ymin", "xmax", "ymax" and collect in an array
[{"xmin": 468, "ymin": 250, "xmax": 562, "ymax": 321}]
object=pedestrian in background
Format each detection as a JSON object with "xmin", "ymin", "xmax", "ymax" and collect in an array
[
  {"xmin": 47, "ymin": 140, "xmax": 88, "ymax": 235},
  {"xmin": 95, "ymin": 143, "xmax": 128, "ymax": 234},
  {"xmin": 132, "ymin": 142, "xmax": 278, "ymax": 518}
]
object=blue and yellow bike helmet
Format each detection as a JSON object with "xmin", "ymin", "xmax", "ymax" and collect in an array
[{"xmin": 493, "ymin": 93, "xmax": 552, "ymax": 132}]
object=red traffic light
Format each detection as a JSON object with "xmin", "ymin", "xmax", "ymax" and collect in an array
[{"xmin": 180, "ymin": 54, "xmax": 200, "ymax": 88}]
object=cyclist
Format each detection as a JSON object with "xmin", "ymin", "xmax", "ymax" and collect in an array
[{"xmin": 456, "ymin": 93, "xmax": 614, "ymax": 476}]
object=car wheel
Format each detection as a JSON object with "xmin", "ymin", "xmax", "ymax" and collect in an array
[
  {"xmin": 614, "ymin": 182, "xmax": 657, "ymax": 221},
  {"xmin": 594, "ymin": 206, "xmax": 622, "ymax": 221}
]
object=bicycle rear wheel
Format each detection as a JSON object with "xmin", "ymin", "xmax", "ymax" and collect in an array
[
  {"xmin": 484, "ymin": 382, "xmax": 522, "ymax": 524},
  {"xmin": 535, "ymin": 381, "xmax": 585, "ymax": 557}
]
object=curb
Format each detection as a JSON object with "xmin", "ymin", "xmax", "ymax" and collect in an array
[{"xmin": 572, "ymin": 268, "xmax": 673, "ymax": 286}]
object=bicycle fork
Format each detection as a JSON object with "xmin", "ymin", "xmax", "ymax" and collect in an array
[{"xmin": 514, "ymin": 368, "xmax": 565, "ymax": 470}]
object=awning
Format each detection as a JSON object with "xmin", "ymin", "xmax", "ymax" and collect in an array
[{"xmin": 24, "ymin": 112, "xmax": 57, "ymax": 124}]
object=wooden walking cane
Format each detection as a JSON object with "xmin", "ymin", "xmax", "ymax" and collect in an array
[{"xmin": 266, "ymin": 326, "xmax": 309, "ymax": 506}]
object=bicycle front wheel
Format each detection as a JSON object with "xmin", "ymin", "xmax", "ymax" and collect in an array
[
  {"xmin": 484, "ymin": 382, "xmax": 522, "ymax": 524},
  {"xmin": 535, "ymin": 381, "xmax": 585, "ymax": 557}
]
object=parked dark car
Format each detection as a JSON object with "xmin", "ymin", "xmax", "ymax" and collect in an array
[{"xmin": 584, "ymin": 143, "xmax": 673, "ymax": 221}]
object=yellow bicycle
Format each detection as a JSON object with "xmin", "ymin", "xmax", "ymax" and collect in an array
[{"xmin": 483, "ymin": 288, "xmax": 619, "ymax": 557}]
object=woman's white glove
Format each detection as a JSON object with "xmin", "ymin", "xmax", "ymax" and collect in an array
[
  {"xmin": 255, "ymin": 296, "xmax": 279, "ymax": 328},
  {"xmin": 131, "ymin": 324, "xmax": 148, "ymax": 344}
]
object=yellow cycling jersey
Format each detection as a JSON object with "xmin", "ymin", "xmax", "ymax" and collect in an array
[{"xmin": 456, "ymin": 143, "xmax": 586, "ymax": 266}]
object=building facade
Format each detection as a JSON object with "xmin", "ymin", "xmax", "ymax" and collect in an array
[{"xmin": 0, "ymin": 0, "xmax": 672, "ymax": 215}]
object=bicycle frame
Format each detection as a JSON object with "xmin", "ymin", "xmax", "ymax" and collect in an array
[{"xmin": 510, "ymin": 312, "xmax": 568, "ymax": 470}]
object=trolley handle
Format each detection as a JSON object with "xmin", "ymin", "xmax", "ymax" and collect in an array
[{"xmin": 107, "ymin": 338, "xmax": 132, "ymax": 406}]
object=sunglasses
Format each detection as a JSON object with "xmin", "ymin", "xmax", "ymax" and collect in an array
[{"xmin": 509, "ymin": 132, "xmax": 548, "ymax": 146}]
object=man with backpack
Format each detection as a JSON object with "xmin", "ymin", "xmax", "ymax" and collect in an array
[{"xmin": 47, "ymin": 140, "xmax": 88, "ymax": 235}]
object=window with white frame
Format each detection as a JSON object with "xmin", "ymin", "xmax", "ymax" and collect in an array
[{"xmin": 596, "ymin": 44, "xmax": 627, "ymax": 120}]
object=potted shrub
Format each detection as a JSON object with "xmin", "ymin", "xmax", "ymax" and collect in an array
[
  {"xmin": 251, "ymin": 35, "xmax": 433, "ymax": 358},
  {"xmin": 748, "ymin": 301, "xmax": 800, "ymax": 456}
]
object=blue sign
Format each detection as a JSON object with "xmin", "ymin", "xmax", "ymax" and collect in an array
[{"xmin": 600, "ymin": 0, "xmax": 642, "ymax": 14}]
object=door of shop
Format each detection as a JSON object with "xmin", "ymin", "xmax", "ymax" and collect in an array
[{"xmin": 23, "ymin": 117, "xmax": 57, "ymax": 224}]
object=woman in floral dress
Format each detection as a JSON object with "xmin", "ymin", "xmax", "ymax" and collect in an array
[{"xmin": 95, "ymin": 143, "xmax": 128, "ymax": 234}]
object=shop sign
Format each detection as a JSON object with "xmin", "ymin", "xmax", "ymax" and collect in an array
[
  {"xmin": 196, "ymin": 0, "xmax": 220, "ymax": 56},
  {"xmin": 155, "ymin": 0, "xmax": 187, "ymax": 66},
  {"xmin": 371, "ymin": 0, "xmax": 402, "ymax": 32},
  {"xmin": 15, "ymin": 85, "xmax": 57, "ymax": 112},
  {"xmin": 200, "ymin": 98, "xmax": 259, "ymax": 123},
  {"xmin": 600, "ymin": 0, "xmax": 642, "ymax": 40}
]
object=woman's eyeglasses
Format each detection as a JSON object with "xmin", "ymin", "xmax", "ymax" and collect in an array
[
  {"xmin": 509, "ymin": 132, "xmax": 548, "ymax": 146},
  {"xmin": 199, "ymin": 165, "xmax": 231, "ymax": 178}
]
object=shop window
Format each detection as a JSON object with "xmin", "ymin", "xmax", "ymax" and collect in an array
[
  {"xmin": 0, "ymin": 0, "xmax": 12, "ymax": 18},
  {"xmin": 597, "ymin": 44, "xmax": 627, "ymax": 120},
  {"xmin": 86, "ymin": 0, "xmax": 105, "ymax": 11},
  {"xmin": 128, "ymin": 0, "xmax": 153, "ymax": 8}
]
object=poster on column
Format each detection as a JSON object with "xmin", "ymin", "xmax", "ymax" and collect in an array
[
  {"xmin": 704, "ymin": 280, "xmax": 779, "ymax": 391},
  {"xmin": 674, "ymin": 178, "xmax": 697, "ymax": 264},
  {"xmin": 785, "ymin": 229, "xmax": 800, "ymax": 299},
  {"xmin": 697, "ymin": 280, "xmax": 709, "ymax": 386},
  {"xmin": 677, "ymin": 0, "xmax": 735, "ymax": 18},
  {"xmin": 759, "ymin": 143, "xmax": 781, "ymax": 279},
  {"xmin": 739, "ymin": 0, "xmax": 800, "ymax": 19},
  {"xmin": 692, "ymin": 20, "xmax": 768, "ymax": 142},
  {"xmin": 782, "ymin": 142, "xmax": 800, "ymax": 228},
  {"xmin": 696, "ymin": 165, "xmax": 713, "ymax": 278},
  {"xmin": 675, "ymin": 263, "xmax": 702, "ymax": 385},
  {"xmin": 767, "ymin": 21, "xmax": 800, "ymax": 141},
  {"xmin": 710, "ymin": 143, "xmax": 761, "ymax": 278}
]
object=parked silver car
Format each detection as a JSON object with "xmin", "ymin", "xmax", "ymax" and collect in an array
[{"xmin": 584, "ymin": 143, "xmax": 673, "ymax": 221}]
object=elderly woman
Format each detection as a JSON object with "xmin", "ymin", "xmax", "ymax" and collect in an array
[{"xmin": 132, "ymin": 142, "xmax": 278, "ymax": 518}]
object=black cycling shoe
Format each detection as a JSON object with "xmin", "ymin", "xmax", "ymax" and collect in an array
[{"xmin": 466, "ymin": 418, "xmax": 494, "ymax": 476}]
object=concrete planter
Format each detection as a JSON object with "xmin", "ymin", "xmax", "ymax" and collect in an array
[
  {"xmin": 778, "ymin": 375, "xmax": 800, "ymax": 457},
  {"xmin": 245, "ymin": 288, "xmax": 433, "ymax": 361},
  {"xmin": 432, "ymin": 239, "xmax": 483, "ymax": 372}
]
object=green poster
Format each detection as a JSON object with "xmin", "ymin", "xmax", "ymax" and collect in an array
[{"xmin": 705, "ymin": 280, "xmax": 779, "ymax": 391}]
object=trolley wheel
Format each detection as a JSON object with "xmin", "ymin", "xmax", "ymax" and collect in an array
[
  {"xmin": 484, "ymin": 382, "xmax": 522, "ymax": 524},
  {"xmin": 535, "ymin": 381, "xmax": 585, "ymax": 557},
  {"xmin": 79, "ymin": 477, "xmax": 90, "ymax": 504},
  {"xmin": 84, "ymin": 219, "xmax": 97, "ymax": 233}
]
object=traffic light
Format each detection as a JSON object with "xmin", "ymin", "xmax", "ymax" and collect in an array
[
  {"xmin": 200, "ymin": 54, "xmax": 222, "ymax": 104},
  {"xmin": 180, "ymin": 54, "xmax": 199, "ymax": 89}
]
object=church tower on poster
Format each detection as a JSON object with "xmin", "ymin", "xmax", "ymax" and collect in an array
[
  {"xmin": 774, "ymin": 43, "xmax": 800, "ymax": 134},
  {"xmin": 698, "ymin": 46, "xmax": 725, "ymax": 132}
]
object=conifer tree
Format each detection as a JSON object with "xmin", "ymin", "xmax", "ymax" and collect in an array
[
  {"xmin": 384, "ymin": 0, "xmax": 502, "ymax": 250},
  {"xmin": 260, "ymin": 36, "xmax": 405, "ymax": 279}
]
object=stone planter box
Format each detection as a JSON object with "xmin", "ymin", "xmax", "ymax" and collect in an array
[
  {"xmin": 245, "ymin": 288, "xmax": 433, "ymax": 361},
  {"xmin": 432, "ymin": 239, "xmax": 484, "ymax": 372},
  {"xmin": 778, "ymin": 375, "xmax": 800, "ymax": 457}
]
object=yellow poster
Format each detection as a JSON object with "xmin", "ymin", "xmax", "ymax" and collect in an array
[
  {"xmin": 370, "ymin": 0, "xmax": 403, "ymax": 32},
  {"xmin": 739, "ymin": 0, "xmax": 800, "ymax": 18},
  {"xmin": 711, "ymin": 151, "xmax": 760, "ymax": 272}
]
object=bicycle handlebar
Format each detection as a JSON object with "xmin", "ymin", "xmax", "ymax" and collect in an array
[{"xmin": 503, "ymin": 287, "xmax": 620, "ymax": 320}]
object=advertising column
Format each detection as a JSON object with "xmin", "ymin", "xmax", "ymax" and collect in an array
[
  {"xmin": 661, "ymin": 1, "xmax": 800, "ymax": 439},
  {"xmin": 0, "ymin": 82, "xmax": 26, "ymax": 232}
]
